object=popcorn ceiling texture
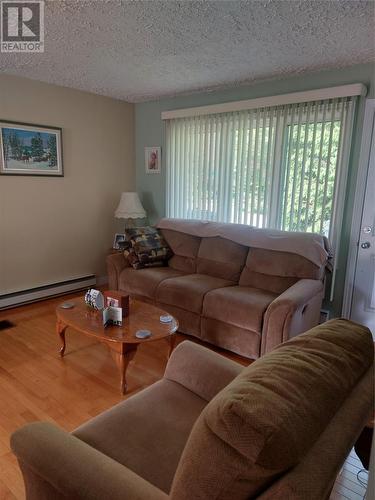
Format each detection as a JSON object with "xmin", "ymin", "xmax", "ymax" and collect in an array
[{"xmin": 0, "ymin": 0, "xmax": 374, "ymax": 102}]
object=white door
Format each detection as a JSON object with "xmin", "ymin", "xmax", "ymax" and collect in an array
[{"xmin": 351, "ymin": 103, "xmax": 375, "ymax": 337}]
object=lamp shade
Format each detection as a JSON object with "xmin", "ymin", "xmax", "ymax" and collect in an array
[{"xmin": 115, "ymin": 192, "xmax": 146, "ymax": 219}]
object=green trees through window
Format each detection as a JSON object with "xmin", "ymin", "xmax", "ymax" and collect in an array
[{"xmin": 280, "ymin": 121, "xmax": 341, "ymax": 236}]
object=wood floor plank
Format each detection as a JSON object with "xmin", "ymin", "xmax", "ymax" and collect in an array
[
  {"xmin": 335, "ymin": 476, "xmax": 366, "ymax": 497},
  {"xmin": 337, "ymin": 468, "xmax": 368, "ymax": 489},
  {"xmin": 0, "ymin": 477, "xmax": 18, "ymax": 500},
  {"xmin": 330, "ymin": 486, "xmax": 352, "ymax": 500},
  {"xmin": 343, "ymin": 461, "xmax": 364, "ymax": 476},
  {"xmin": 331, "ymin": 484, "xmax": 363, "ymax": 500},
  {"xmin": 345, "ymin": 454, "xmax": 363, "ymax": 469}
]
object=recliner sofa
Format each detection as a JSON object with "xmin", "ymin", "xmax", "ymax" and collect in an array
[{"xmin": 107, "ymin": 218, "xmax": 331, "ymax": 358}]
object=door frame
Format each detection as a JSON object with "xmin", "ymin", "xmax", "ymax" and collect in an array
[{"xmin": 342, "ymin": 99, "xmax": 375, "ymax": 318}]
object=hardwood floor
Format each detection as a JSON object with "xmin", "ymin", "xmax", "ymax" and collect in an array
[
  {"xmin": 330, "ymin": 449, "xmax": 368, "ymax": 500},
  {"xmin": 0, "ymin": 294, "xmax": 369, "ymax": 499}
]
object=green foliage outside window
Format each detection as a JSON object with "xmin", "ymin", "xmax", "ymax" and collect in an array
[{"xmin": 280, "ymin": 121, "xmax": 340, "ymax": 236}]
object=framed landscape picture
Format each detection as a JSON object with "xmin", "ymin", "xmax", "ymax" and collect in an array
[
  {"xmin": 0, "ymin": 121, "xmax": 63, "ymax": 176},
  {"xmin": 145, "ymin": 146, "xmax": 161, "ymax": 174}
]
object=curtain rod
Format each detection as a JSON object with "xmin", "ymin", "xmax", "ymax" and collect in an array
[{"xmin": 161, "ymin": 83, "xmax": 367, "ymax": 120}]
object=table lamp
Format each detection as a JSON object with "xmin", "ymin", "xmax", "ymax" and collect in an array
[{"xmin": 115, "ymin": 192, "xmax": 147, "ymax": 229}]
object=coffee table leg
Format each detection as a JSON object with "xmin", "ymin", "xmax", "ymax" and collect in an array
[
  {"xmin": 167, "ymin": 334, "xmax": 177, "ymax": 359},
  {"xmin": 111, "ymin": 344, "xmax": 138, "ymax": 395},
  {"xmin": 56, "ymin": 320, "xmax": 67, "ymax": 357}
]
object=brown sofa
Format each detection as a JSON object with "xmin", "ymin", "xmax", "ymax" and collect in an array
[
  {"xmin": 107, "ymin": 218, "xmax": 330, "ymax": 358},
  {"xmin": 11, "ymin": 319, "xmax": 374, "ymax": 499}
]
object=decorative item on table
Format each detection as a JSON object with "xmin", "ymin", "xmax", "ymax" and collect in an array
[
  {"xmin": 113, "ymin": 233, "xmax": 127, "ymax": 250},
  {"xmin": 0, "ymin": 120, "xmax": 63, "ymax": 177},
  {"xmin": 60, "ymin": 302, "xmax": 74, "ymax": 309},
  {"xmin": 114, "ymin": 192, "xmax": 147, "ymax": 232},
  {"xmin": 104, "ymin": 290, "xmax": 130, "ymax": 318},
  {"xmin": 103, "ymin": 306, "xmax": 123, "ymax": 327},
  {"xmin": 84, "ymin": 289, "xmax": 104, "ymax": 310},
  {"xmin": 145, "ymin": 146, "xmax": 161, "ymax": 174},
  {"xmin": 160, "ymin": 314, "xmax": 173, "ymax": 323},
  {"xmin": 135, "ymin": 329, "xmax": 151, "ymax": 339}
]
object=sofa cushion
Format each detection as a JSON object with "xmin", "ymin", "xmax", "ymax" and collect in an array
[
  {"xmin": 239, "ymin": 248, "xmax": 322, "ymax": 293},
  {"xmin": 124, "ymin": 226, "xmax": 172, "ymax": 269},
  {"xmin": 170, "ymin": 319, "xmax": 374, "ymax": 500},
  {"xmin": 160, "ymin": 229, "xmax": 201, "ymax": 273},
  {"xmin": 156, "ymin": 274, "xmax": 234, "ymax": 314},
  {"xmin": 197, "ymin": 237, "xmax": 248, "ymax": 281},
  {"xmin": 119, "ymin": 267, "xmax": 185, "ymax": 299},
  {"xmin": 203, "ymin": 286, "xmax": 277, "ymax": 333},
  {"xmin": 74, "ymin": 379, "xmax": 207, "ymax": 493}
]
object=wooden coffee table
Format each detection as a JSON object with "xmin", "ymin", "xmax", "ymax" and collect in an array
[{"xmin": 56, "ymin": 297, "xmax": 179, "ymax": 394}]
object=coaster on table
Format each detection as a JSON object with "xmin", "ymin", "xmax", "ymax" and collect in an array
[
  {"xmin": 135, "ymin": 329, "xmax": 152, "ymax": 339},
  {"xmin": 60, "ymin": 302, "xmax": 75, "ymax": 309},
  {"xmin": 160, "ymin": 314, "xmax": 173, "ymax": 323}
]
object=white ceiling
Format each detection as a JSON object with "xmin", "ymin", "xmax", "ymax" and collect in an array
[{"xmin": 0, "ymin": 0, "xmax": 374, "ymax": 103}]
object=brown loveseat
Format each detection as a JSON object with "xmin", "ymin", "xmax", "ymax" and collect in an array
[
  {"xmin": 108, "ymin": 219, "xmax": 330, "ymax": 358},
  {"xmin": 11, "ymin": 319, "xmax": 374, "ymax": 499}
]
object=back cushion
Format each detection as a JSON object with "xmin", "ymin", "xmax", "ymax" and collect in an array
[
  {"xmin": 160, "ymin": 229, "xmax": 201, "ymax": 273},
  {"xmin": 170, "ymin": 319, "xmax": 374, "ymax": 500},
  {"xmin": 197, "ymin": 237, "xmax": 248, "ymax": 281},
  {"xmin": 240, "ymin": 248, "xmax": 322, "ymax": 293}
]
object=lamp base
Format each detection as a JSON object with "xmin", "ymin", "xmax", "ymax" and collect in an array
[
  {"xmin": 123, "ymin": 217, "xmax": 148, "ymax": 231},
  {"xmin": 125, "ymin": 218, "xmax": 135, "ymax": 229}
]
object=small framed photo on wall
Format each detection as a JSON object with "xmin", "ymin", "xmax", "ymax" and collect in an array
[{"xmin": 145, "ymin": 146, "xmax": 161, "ymax": 174}]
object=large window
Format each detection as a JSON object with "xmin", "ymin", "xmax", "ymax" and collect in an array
[{"xmin": 165, "ymin": 97, "xmax": 356, "ymax": 242}]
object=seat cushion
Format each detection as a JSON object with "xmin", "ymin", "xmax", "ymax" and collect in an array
[
  {"xmin": 170, "ymin": 319, "xmax": 374, "ymax": 500},
  {"xmin": 119, "ymin": 266, "xmax": 185, "ymax": 299},
  {"xmin": 74, "ymin": 379, "xmax": 207, "ymax": 493},
  {"xmin": 156, "ymin": 273, "xmax": 234, "ymax": 314},
  {"xmin": 203, "ymin": 286, "xmax": 277, "ymax": 333}
]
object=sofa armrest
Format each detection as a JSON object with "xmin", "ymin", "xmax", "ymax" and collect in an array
[
  {"xmin": 164, "ymin": 341, "xmax": 243, "ymax": 401},
  {"xmin": 256, "ymin": 366, "xmax": 374, "ymax": 500},
  {"xmin": 106, "ymin": 252, "xmax": 129, "ymax": 290},
  {"xmin": 261, "ymin": 279, "xmax": 324, "ymax": 356},
  {"xmin": 11, "ymin": 422, "xmax": 168, "ymax": 500}
]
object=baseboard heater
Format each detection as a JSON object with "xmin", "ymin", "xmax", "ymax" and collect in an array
[{"xmin": 0, "ymin": 275, "xmax": 96, "ymax": 310}]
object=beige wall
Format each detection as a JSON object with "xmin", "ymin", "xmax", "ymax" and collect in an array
[{"xmin": 0, "ymin": 75, "xmax": 134, "ymax": 294}]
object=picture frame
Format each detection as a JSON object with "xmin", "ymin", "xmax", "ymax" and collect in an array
[
  {"xmin": 0, "ymin": 120, "xmax": 63, "ymax": 177},
  {"xmin": 113, "ymin": 233, "xmax": 127, "ymax": 250},
  {"xmin": 145, "ymin": 146, "xmax": 161, "ymax": 174}
]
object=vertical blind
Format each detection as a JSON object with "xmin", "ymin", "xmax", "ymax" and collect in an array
[{"xmin": 165, "ymin": 96, "xmax": 356, "ymax": 243}]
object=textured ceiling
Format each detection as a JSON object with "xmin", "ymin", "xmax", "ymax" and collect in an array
[{"xmin": 0, "ymin": 0, "xmax": 374, "ymax": 102}]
